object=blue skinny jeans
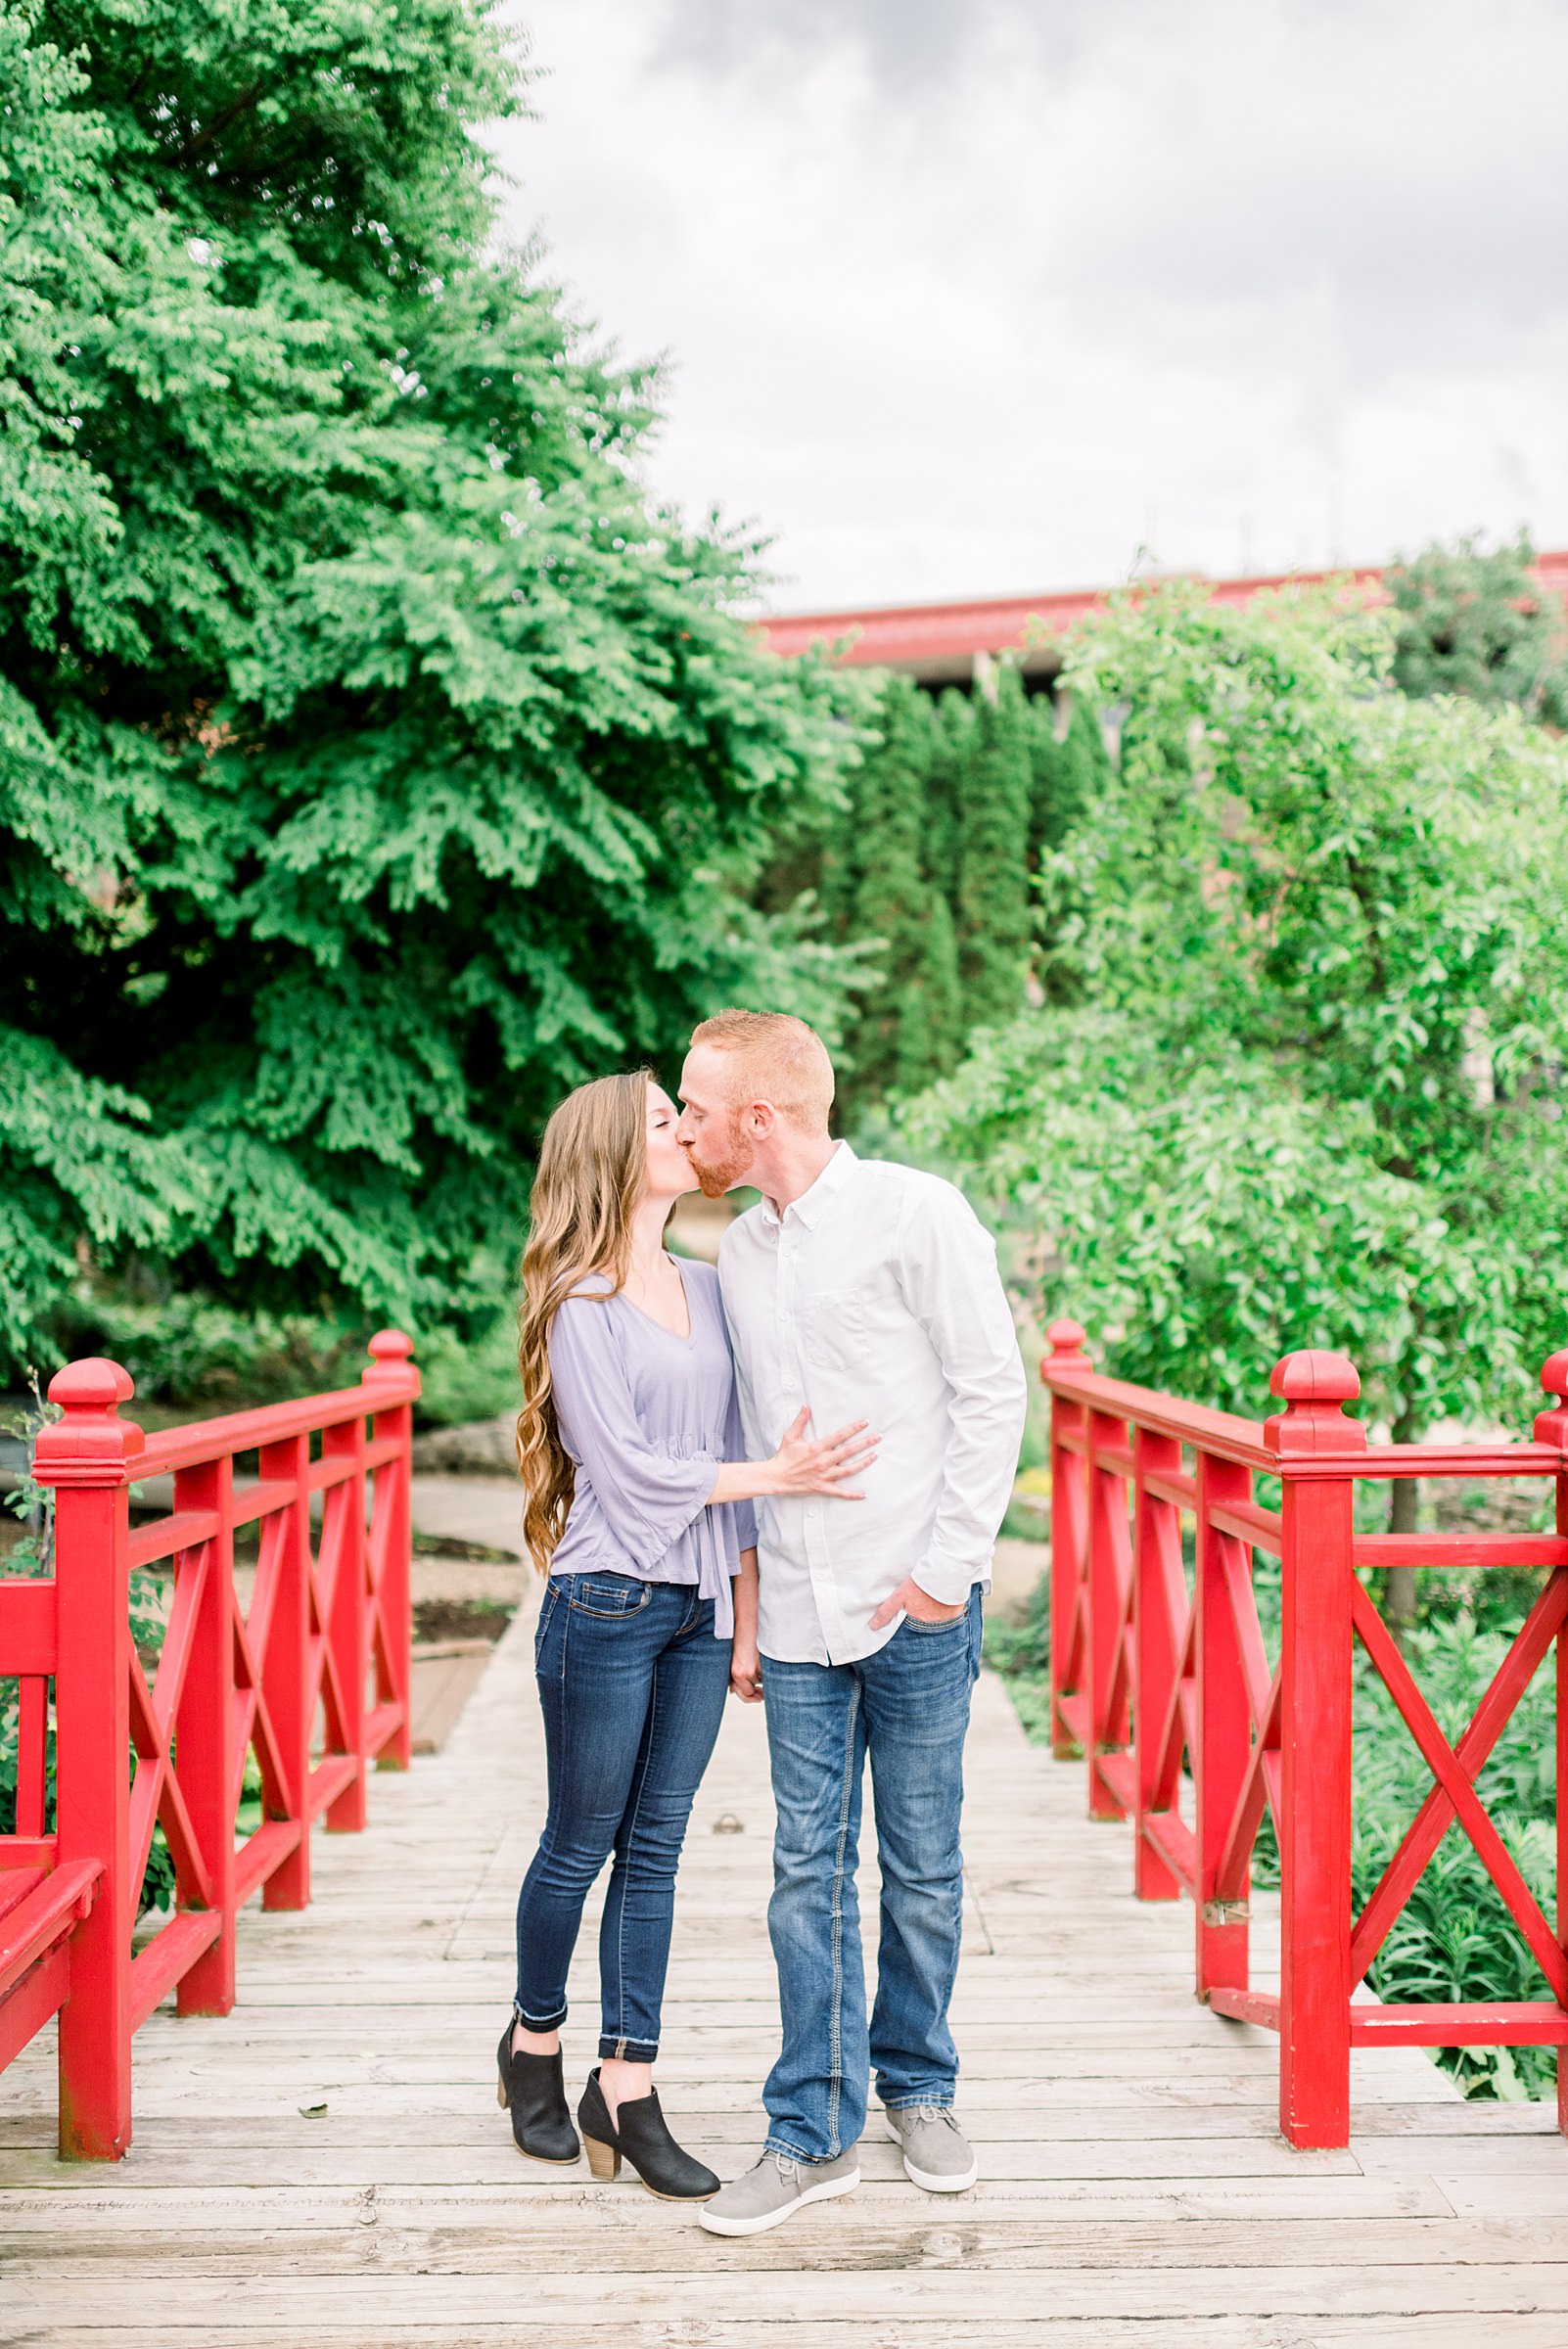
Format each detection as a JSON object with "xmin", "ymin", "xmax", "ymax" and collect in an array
[
  {"xmin": 514, "ymin": 1572, "xmax": 731, "ymax": 2063},
  {"xmin": 760, "ymin": 1589, "xmax": 983, "ymax": 2163}
]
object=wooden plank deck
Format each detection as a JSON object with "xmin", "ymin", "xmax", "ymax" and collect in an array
[{"xmin": 4, "ymin": 1566, "xmax": 1566, "ymax": 2348}]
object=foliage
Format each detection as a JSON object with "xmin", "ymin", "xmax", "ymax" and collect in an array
[
  {"xmin": 41, "ymin": 1267, "xmax": 516, "ymax": 1425},
  {"xmin": 1028, "ymin": 692, "xmax": 1109, "ymax": 873},
  {"xmin": 413, "ymin": 1301, "xmax": 518, "ymax": 1426},
  {"xmin": 903, "ymin": 1009, "xmax": 1517, "ymax": 1433},
  {"xmin": 0, "ymin": 0, "xmax": 859, "ymax": 1382},
  {"xmin": 1389, "ymin": 530, "xmax": 1568, "ymax": 728},
  {"xmin": 903, "ymin": 582, "xmax": 1568, "ymax": 1437},
  {"xmin": 956, "ymin": 670, "xmax": 1033, "ymax": 1032},
  {"xmin": 760, "ymin": 665, "xmax": 1098, "ymax": 1115},
  {"xmin": 835, "ymin": 676, "xmax": 963, "ymax": 1101}
]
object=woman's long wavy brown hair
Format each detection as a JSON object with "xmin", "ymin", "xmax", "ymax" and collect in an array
[{"xmin": 516, "ymin": 1069, "xmax": 654, "ymax": 1572}]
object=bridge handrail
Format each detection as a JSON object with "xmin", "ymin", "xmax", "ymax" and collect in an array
[
  {"xmin": 0, "ymin": 1332, "xmax": 418, "ymax": 2158},
  {"xmin": 1039, "ymin": 1318, "xmax": 1568, "ymax": 2149}
]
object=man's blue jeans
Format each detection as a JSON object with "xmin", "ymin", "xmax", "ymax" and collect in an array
[
  {"xmin": 515, "ymin": 1574, "xmax": 730, "ymax": 2062},
  {"xmin": 760, "ymin": 1589, "xmax": 983, "ymax": 2163}
]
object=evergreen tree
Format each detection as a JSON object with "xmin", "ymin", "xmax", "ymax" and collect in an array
[
  {"xmin": 1024, "ymin": 696, "xmax": 1063, "ymax": 867},
  {"xmin": 923, "ymin": 688, "xmax": 969, "ymax": 898},
  {"xmin": 1031, "ymin": 693, "xmax": 1109, "ymax": 858},
  {"xmin": 899, "ymin": 889, "xmax": 964, "ymax": 1093},
  {"xmin": 0, "ymin": 0, "xmax": 854, "ymax": 1370},
  {"xmin": 843, "ymin": 678, "xmax": 931, "ymax": 1094},
  {"xmin": 956, "ymin": 667, "xmax": 1034, "ymax": 1030}
]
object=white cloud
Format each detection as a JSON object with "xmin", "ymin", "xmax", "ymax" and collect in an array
[{"xmin": 493, "ymin": 0, "xmax": 1568, "ymax": 608}]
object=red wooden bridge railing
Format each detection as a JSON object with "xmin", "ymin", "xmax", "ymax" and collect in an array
[
  {"xmin": 1042, "ymin": 1321, "xmax": 1568, "ymax": 2148},
  {"xmin": 0, "ymin": 1333, "xmax": 418, "ymax": 2157}
]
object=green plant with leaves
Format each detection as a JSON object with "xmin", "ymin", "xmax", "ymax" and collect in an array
[
  {"xmin": 902, "ymin": 1008, "xmax": 1520, "ymax": 1434},
  {"xmin": 1389, "ymin": 530, "xmax": 1568, "ymax": 728},
  {"xmin": 0, "ymin": 0, "xmax": 859, "ymax": 1382},
  {"xmin": 907, "ymin": 583, "xmax": 1568, "ymax": 1454}
]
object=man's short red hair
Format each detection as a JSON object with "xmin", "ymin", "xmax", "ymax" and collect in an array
[{"xmin": 688, "ymin": 1009, "xmax": 835, "ymax": 1133}]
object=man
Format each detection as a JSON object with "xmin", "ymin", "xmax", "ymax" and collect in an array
[{"xmin": 676, "ymin": 1009, "xmax": 1027, "ymax": 2238}]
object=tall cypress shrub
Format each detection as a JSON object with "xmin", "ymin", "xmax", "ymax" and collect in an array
[
  {"xmin": 845, "ymin": 677, "xmax": 931, "ymax": 1096},
  {"xmin": 956, "ymin": 667, "xmax": 1034, "ymax": 1030},
  {"xmin": 924, "ymin": 688, "xmax": 969, "ymax": 898},
  {"xmin": 899, "ymin": 890, "xmax": 964, "ymax": 1093}
]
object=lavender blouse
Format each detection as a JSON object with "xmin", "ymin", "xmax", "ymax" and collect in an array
[{"xmin": 546, "ymin": 1261, "xmax": 757, "ymax": 1638}]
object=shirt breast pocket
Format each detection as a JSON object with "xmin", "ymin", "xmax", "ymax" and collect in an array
[{"xmin": 803, "ymin": 1286, "xmax": 870, "ymax": 1372}]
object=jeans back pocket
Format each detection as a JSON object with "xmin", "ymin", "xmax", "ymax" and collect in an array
[{"xmin": 564, "ymin": 1572, "xmax": 653, "ymax": 1619}]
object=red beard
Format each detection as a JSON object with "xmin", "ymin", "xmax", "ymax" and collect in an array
[{"xmin": 687, "ymin": 1111, "xmax": 755, "ymax": 1199}]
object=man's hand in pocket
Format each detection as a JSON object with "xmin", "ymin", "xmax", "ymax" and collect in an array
[{"xmin": 868, "ymin": 1575, "xmax": 967, "ymax": 1632}]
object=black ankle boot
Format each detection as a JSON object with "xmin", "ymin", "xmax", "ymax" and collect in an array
[
  {"xmin": 577, "ymin": 2067, "xmax": 719, "ymax": 2200},
  {"xmin": 496, "ymin": 2023, "xmax": 579, "ymax": 2163}
]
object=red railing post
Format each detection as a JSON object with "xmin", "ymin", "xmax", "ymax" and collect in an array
[
  {"xmin": 1133, "ymin": 1427, "xmax": 1183, "ymax": 1900},
  {"xmin": 324, "ymin": 1408, "xmax": 368, "ymax": 1831},
  {"xmin": 365, "ymin": 1332, "xmax": 417, "ymax": 1773},
  {"xmin": 1087, "ymin": 1405, "xmax": 1130, "ymax": 1819},
  {"xmin": 1533, "ymin": 1350, "xmax": 1568, "ymax": 2142},
  {"xmin": 1195, "ymin": 1451, "xmax": 1252, "ymax": 2004},
  {"xmin": 1267, "ymin": 1349, "xmax": 1363, "ymax": 2150},
  {"xmin": 260, "ymin": 1433, "xmax": 311, "ymax": 1911},
  {"xmin": 174, "ymin": 1456, "xmax": 236, "ymax": 2015},
  {"xmin": 34, "ymin": 1360, "xmax": 141, "ymax": 2160},
  {"xmin": 1044, "ymin": 1320, "xmax": 1092, "ymax": 1763}
]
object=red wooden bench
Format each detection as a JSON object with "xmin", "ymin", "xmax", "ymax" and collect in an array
[{"xmin": 0, "ymin": 1334, "xmax": 418, "ymax": 2157}]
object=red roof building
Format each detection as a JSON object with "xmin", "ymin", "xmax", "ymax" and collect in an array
[{"xmin": 760, "ymin": 553, "xmax": 1568, "ymax": 687}]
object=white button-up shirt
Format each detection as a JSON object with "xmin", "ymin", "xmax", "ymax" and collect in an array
[{"xmin": 717, "ymin": 1143, "xmax": 1028, "ymax": 1666}]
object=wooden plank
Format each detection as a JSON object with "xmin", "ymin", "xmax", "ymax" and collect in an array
[
  {"xmin": 0, "ymin": 2326, "xmax": 1373, "ymax": 2349},
  {"xmin": 12, "ymin": 2265, "xmax": 1568, "ymax": 2321},
  {"xmin": 7, "ymin": 2215, "xmax": 1568, "ymax": 2276}
]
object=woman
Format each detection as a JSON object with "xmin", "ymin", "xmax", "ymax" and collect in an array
[{"xmin": 501, "ymin": 1070, "xmax": 876, "ymax": 2200}]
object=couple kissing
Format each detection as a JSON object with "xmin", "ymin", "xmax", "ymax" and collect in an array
[{"xmin": 498, "ymin": 1009, "xmax": 1028, "ymax": 2234}]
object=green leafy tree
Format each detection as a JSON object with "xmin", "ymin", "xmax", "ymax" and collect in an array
[
  {"xmin": 0, "ymin": 0, "xmax": 855, "ymax": 1374},
  {"xmin": 956, "ymin": 665, "xmax": 1033, "ymax": 1030},
  {"xmin": 904, "ymin": 584, "xmax": 1568, "ymax": 1593},
  {"xmin": 1389, "ymin": 530, "xmax": 1568, "ymax": 725}
]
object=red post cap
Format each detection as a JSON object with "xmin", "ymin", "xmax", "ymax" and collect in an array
[
  {"xmin": 33, "ymin": 1358, "xmax": 145, "ymax": 1488},
  {"xmin": 364, "ymin": 1329, "xmax": 420, "ymax": 1396},
  {"xmin": 1264, "ymin": 1349, "xmax": 1365, "ymax": 1456},
  {"xmin": 1534, "ymin": 1349, "xmax": 1568, "ymax": 1447},
  {"xmin": 47, "ymin": 1359, "xmax": 135, "ymax": 1412},
  {"xmin": 1040, "ymin": 1317, "xmax": 1091, "ymax": 1384}
]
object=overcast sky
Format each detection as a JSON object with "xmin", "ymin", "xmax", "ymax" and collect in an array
[{"xmin": 493, "ymin": 0, "xmax": 1568, "ymax": 614}]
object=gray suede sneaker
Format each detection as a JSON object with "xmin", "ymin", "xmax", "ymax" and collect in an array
[
  {"xmin": 698, "ymin": 2146, "xmax": 860, "ymax": 2236},
  {"xmin": 884, "ymin": 2102, "xmax": 978, "ymax": 2191}
]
